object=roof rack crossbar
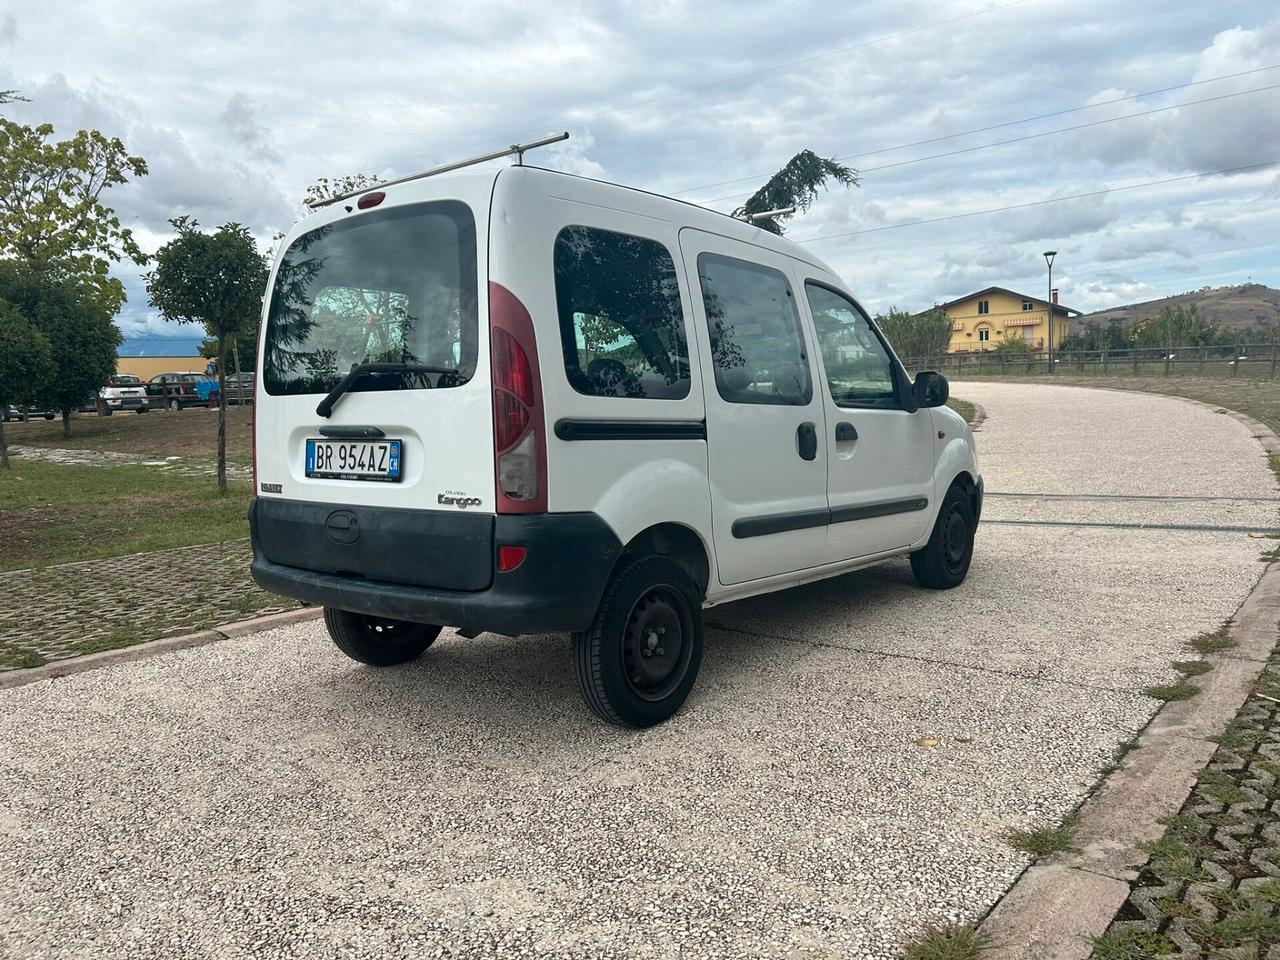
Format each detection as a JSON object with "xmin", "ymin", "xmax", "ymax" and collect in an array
[
  {"xmin": 306, "ymin": 132, "xmax": 570, "ymax": 209},
  {"xmin": 741, "ymin": 206, "xmax": 797, "ymax": 223}
]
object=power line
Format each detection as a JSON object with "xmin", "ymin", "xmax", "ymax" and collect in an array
[
  {"xmin": 791, "ymin": 160, "xmax": 1280, "ymax": 244},
  {"xmin": 675, "ymin": 63, "xmax": 1280, "ymax": 199},
  {"xmin": 342, "ymin": 0, "xmax": 1038, "ymax": 180},
  {"xmin": 695, "ymin": 82, "xmax": 1280, "ymax": 207}
]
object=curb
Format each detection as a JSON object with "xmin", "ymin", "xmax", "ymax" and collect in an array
[
  {"xmin": 0, "ymin": 607, "xmax": 321, "ymax": 691},
  {"xmin": 975, "ymin": 396, "xmax": 1280, "ymax": 959}
]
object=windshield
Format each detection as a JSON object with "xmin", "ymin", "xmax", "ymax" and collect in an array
[{"xmin": 263, "ymin": 200, "xmax": 478, "ymax": 396}]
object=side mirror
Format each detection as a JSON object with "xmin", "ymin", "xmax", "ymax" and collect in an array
[{"xmin": 912, "ymin": 371, "xmax": 949, "ymax": 408}]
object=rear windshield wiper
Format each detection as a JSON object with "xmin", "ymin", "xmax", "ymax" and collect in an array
[{"xmin": 315, "ymin": 362, "xmax": 455, "ymax": 418}]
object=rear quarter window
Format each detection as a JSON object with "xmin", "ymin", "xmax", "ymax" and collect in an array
[{"xmin": 553, "ymin": 225, "xmax": 690, "ymax": 400}]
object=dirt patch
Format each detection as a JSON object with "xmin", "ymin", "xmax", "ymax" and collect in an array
[{"xmin": 4, "ymin": 405, "xmax": 252, "ymax": 461}]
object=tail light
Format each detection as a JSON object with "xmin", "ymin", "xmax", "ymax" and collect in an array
[{"xmin": 489, "ymin": 282, "xmax": 546, "ymax": 513}]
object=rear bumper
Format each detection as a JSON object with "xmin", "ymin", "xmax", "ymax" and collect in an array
[{"xmin": 249, "ymin": 499, "xmax": 622, "ymax": 635}]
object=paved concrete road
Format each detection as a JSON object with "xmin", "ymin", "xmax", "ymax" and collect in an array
[{"xmin": 2, "ymin": 384, "xmax": 1276, "ymax": 960}]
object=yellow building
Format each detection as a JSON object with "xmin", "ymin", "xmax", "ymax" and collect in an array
[
  {"xmin": 116, "ymin": 356, "xmax": 209, "ymax": 379},
  {"xmin": 940, "ymin": 286, "xmax": 1079, "ymax": 353}
]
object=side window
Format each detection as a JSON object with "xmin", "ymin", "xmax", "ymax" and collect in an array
[
  {"xmin": 804, "ymin": 282, "xmax": 899, "ymax": 408},
  {"xmin": 553, "ymin": 225, "xmax": 690, "ymax": 400},
  {"xmin": 696, "ymin": 254, "xmax": 811, "ymax": 405}
]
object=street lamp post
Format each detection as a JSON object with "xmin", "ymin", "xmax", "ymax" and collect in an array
[{"xmin": 1043, "ymin": 250, "xmax": 1057, "ymax": 375}]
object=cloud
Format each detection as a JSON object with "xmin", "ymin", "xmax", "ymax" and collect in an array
[
  {"xmin": 218, "ymin": 93, "xmax": 280, "ymax": 164},
  {"xmin": 0, "ymin": 0, "xmax": 1275, "ymax": 340}
]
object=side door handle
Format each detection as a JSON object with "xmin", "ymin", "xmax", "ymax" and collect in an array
[
  {"xmin": 796, "ymin": 421, "xmax": 818, "ymax": 461},
  {"xmin": 835, "ymin": 421, "xmax": 858, "ymax": 442}
]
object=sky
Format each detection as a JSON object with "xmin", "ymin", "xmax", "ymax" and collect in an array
[{"xmin": 2, "ymin": 0, "xmax": 1279, "ymax": 345}]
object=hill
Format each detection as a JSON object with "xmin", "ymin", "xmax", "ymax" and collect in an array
[{"xmin": 1075, "ymin": 283, "xmax": 1280, "ymax": 335}]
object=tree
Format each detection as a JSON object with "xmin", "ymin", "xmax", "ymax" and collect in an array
[
  {"xmin": 0, "ymin": 261, "xmax": 120, "ymax": 437},
  {"xmin": 991, "ymin": 330, "xmax": 1030, "ymax": 354},
  {"xmin": 146, "ymin": 218, "xmax": 268, "ymax": 493},
  {"xmin": 875, "ymin": 306, "xmax": 952, "ymax": 360},
  {"xmin": 0, "ymin": 118, "xmax": 148, "ymax": 314},
  {"xmin": 0, "ymin": 301, "xmax": 52, "ymax": 469},
  {"xmin": 732, "ymin": 150, "xmax": 858, "ymax": 235},
  {"xmin": 1131, "ymin": 303, "xmax": 1218, "ymax": 349}
]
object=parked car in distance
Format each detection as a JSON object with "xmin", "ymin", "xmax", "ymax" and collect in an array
[
  {"xmin": 95, "ymin": 374, "xmax": 150, "ymax": 416},
  {"xmin": 3, "ymin": 404, "xmax": 56, "ymax": 422},
  {"xmin": 223, "ymin": 371, "xmax": 255, "ymax": 405},
  {"xmin": 145, "ymin": 373, "xmax": 219, "ymax": 411},
  {"xmin": 250, "ymin": 164, "xmax": 981, "ymax": 728}
]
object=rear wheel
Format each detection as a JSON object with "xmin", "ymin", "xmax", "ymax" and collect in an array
[
  {"xmin": 910, "ymin": 484, "xmax": 974, "ymax": 589},
  {"xmin": 573, "ymin": 555, "xmax": 703, "ymax": 728},
  {"xmin": 323, "ymin": 608, "xmax": 442, "ymax": 666}
]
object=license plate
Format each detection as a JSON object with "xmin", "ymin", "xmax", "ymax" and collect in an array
[{"xmin": 305, "ymin": 439, "xmax": 402, "ymax": 482}]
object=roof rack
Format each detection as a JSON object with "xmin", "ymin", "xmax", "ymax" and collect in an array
[
  {"xmin": 740, "ymin": 206, "xmax": 796, "ymax": 223},
  {"xmin": 306, "ymin": 132, "xmax": 570, "ymax": 209}
]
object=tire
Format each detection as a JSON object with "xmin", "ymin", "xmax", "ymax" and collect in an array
[
  {"xmin": 136, "ymin": 408, "xmax": 148, "ymax": 414},
  {"xmin": 168, "ymin": 399, "xmax": 181, "ymax": 412},
  {"xmin": 910, "ymin": 483, "xmax": 975, "ymax": 590},
  {"xmin": 42, "ymin": 413, "xmax": 54, "ymax": 420},
  {"xmin": 323, "ymin": 608, "xmax": 442, "ymax": 666},
  {"xmin": 573, "ymin": 554, "xmax": 704, "ymax": 728},
  {"xmin": 101, "ymin": 407, "xmax": 113, "ymax": 417}
]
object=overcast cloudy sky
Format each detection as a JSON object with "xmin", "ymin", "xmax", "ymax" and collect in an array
[{"xmin": 3, "ymin": 0, "xmax": 1278, "ymax": 342}]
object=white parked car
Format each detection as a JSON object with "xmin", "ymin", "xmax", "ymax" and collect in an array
[
  {"xmin": 96, "ymin": 374, "xmax": 150, "ymax": 415},
  {"xmin": 250, "ymin": 163, "xmax": 981, "ymax": 727}
]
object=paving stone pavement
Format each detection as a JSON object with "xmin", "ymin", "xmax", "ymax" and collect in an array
[
  {"xmin": 0, "ymin": 539, "xmax": 301, "ymax": 670},
  {"xmin": 1094, "ymin": 644, "xmax": 1280, "ymax": 957},
  {"xmin": 7, "ymin": 445, "xmax": 251, "ymax": 479}
]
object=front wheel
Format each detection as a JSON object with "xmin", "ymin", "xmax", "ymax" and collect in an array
[
  {"xmin": 168, "ymin": 399, "xmax": 181, "ymax": 412},
  {"xmin": 323, "ymin": 608, "xmax": 442, "ymax": 666},
  {"xmin": 910, "ymin": 484, "xmax": 975, "ymax": 589},
  {"xmin": 573, "ymin": 555, "xmax": 704, "ymax": 728}
]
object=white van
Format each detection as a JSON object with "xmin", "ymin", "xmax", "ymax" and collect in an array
[{"xmin": 250, "ymin": 160, "xmax": 981, "ymax": 727}]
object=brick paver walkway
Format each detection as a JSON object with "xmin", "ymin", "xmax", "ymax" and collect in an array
[
  {"xmin": 0, "ymin": 539, "xmax": 301, "ymax": 670},
  {"xmin": 1093, "ymin": 644, "xmax": 1280, "ymax": 956}
]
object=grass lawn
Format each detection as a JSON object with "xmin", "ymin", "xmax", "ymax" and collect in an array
[
  {"xmin": 955, "ymin": 375, "xmax": 1280, "ymax": 436},
  {"xmin": 0, "ymin": 460, "xmax": 252, "ymax": 571},
  {"xmin": 4, "ymin": 405, "xmax": 252, "ymax": 463},
  {"xmin": 946, "ymin": 397, "xmax": 976, "ymax": 424}
]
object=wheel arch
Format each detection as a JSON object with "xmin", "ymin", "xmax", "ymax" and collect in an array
[{"xmin": 621, "ymin": 522, "xmax": 712, "ymax": 601}]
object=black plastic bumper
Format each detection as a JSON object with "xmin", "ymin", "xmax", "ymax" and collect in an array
[{"xmin": 249, "ymin": 499, "xmax": 622, "ymax": 635}]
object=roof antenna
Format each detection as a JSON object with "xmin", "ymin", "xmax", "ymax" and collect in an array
[{"xmin": 308, "ymin": 132, "xmax": 570, "ymax": 208}]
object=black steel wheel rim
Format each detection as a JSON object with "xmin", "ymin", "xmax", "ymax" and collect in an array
[
  {"xmin": 621, "ymin": 585, "xmax": 692, "ymax": 702},
  {"xmin": 942, "ymin": 505, "xmax": 969, "ymax": 574}
]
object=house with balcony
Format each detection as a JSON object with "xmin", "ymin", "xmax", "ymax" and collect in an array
[{"xmin": 939, "ymin": 286, "xmax": 1080, "ymax": 353}]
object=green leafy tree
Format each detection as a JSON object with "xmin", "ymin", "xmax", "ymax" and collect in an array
[
  {"xmin": 0, "ymin": 118, "xmax": 148, "ymax": 314},
  {"xmin": 732, "ymin": 150, "xmax": 858, "ymax": 235},
  {"xmin": 146, "ymin": 218, "xmax": 268, "ymax": 493},
  {"xmin": 875, "ymin": 306, "xmax": 952, "ymax": 361},
  {"xmin": 0, "ymin": 301, "xmax": 52, "ymax": 469},
  {"xmin": 1060, "ymin": 319, "xmax": 1130, "ymax": 352},
  {"xmin": 0, "ymin": 262, "xmax": 120, "ymax": 437},
  {"xmin": 1131, "ymin": 304, "xmax": 1218, "ymax": 349},
  {"xmin": 991, "ymin": 330, "xmax": 1030, "ymax": 354}
]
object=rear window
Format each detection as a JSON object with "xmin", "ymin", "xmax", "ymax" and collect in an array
[
  {"xmin": 263, "ymin": 201, "xmax": 478, "ymax": 396},
  {"xmin": 553, "ymin": 225, "xmax": 690, "ymax": 400}
]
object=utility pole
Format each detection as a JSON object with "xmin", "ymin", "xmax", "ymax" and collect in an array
[{"xmin": 1044, "ymin": 252, "xmax": 1054, "ymax": 376}]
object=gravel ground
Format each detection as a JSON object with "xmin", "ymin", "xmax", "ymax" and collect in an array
[{"xmin": 1, "ymin": 382, "xmax": 1276, "ymax": 960}]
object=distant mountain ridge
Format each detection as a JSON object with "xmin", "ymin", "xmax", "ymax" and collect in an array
[{"xmin": 1076, "ymin": 283, "xmax": 1280, "ymax": 334}]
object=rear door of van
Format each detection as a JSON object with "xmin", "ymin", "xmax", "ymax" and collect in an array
[{"xmin": 252, "ymin": 176, "xmax": 498, "ymax": 592}]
